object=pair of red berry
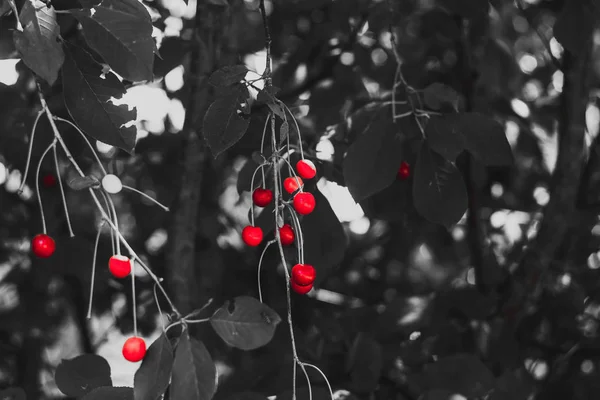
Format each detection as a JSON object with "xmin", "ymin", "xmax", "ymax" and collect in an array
[
  {"xmin": 242, "ymin": 223, "xmax": 295, "ymax": 247},
  {"xmin": 290, "ymin": 263, "xmax": 315, "ymax": 294}
]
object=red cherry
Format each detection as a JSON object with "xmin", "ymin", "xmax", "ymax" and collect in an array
[
  {"xmin": 397, "ymin": 161, "xmax": 410, "ymax": 180},
  {"xmin": 122, "ymin": 336, "xmax": 146, "ymax": 362},
  {"xmin": 293, "ymin": 192, "xmax": 315, "ymax": 215},
  {"xmin": 291, "ymin": 263, "xmax": 316, "ymax": 286},
  {"xmin": 42, "ymin": 174, "xmax": 57, "ymax": 188},
  {"xmin": 283, "ymin": 176, "xmax": 304, "ymax": 194},
  {"xmin": 109, "ymin": 255, "xmax": 131, "ymax": 278},
  {"xmin": 252, "ymin": 188, "xmax": 273, "ymax": 207},
  {"xmin": 291, "ymin": 279, "xmax": 313, "ymax": 295},
  {"xmin": 279, "ymin": 224, "xmax": 295, "ymax": 246},
  {"xmin": 31, "ymin": 234, "xmax": 56, "ymax": 258},
  {"xmin": 242, "ymin": 226, "xmax": 263, "ymax": 246},
  {"xmin": 296, "ymin": 159, "xmax": 317, "ymax": 180}
]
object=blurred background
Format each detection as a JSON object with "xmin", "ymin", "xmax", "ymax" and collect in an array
[{"xmin": 1, "ymin": 0, "xmax": 600, "ymax": 399}]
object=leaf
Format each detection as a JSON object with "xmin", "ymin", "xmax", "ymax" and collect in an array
[
  {"xmin": 67, "ymin": 175, "xmax": 100, "ymax": 191},
  {"xmin": 208, "ymin": 65, "xmax": 248, "ymax": 87},
  {"xmin": 433, "ymin": 288, "xmax": 497, "ymax": 320},
  {"xmin": 413, "ymin": 142, "xmax": 467, "ymax": 227},
  {"xmin": 82, "ymin": 387, "xmax": 134, "ymax": 400},
  {"xmin": 70, "ymin": 0, "xmax": 154, "ymax": 81},
  {"xmin": 54, "ymin": 354, "xmax": 112, "ymax": 397},
  {"xmin": 61, "ymin": 42, "xmax": 137, "ymax": 154},
  {"xmin": 0, "ymin": 387, "xmax": 26, "ymax": 400},
  {"xmin": 450, "ymin": 112, "xmax": 513, "ymax": 166},
  {"xmin": 257, "ymin": 90, "xmax": 285, "ymax": 119},
  {"xmin": 423, "ymin": 82, "xmax": 463, "ymax": 111},
  {"xmin": 134, "ymin": 334, "xmax": 174, "ymax": 400},
  {"xmin": 425, "ymin": 116, "xmax": 465, "ymax": 162},
  {"xmin": 12, "ymin": 0, "xmax": 64, "ymax": 85},
  {"xmin": 417, "ymin": 353, "xmax": 495, "ymax": 397},
  {"xmin": 203, "ymin": 85, "xmax": 251, "ymax": 157},
  {"xmin": 210, "ymin": 296, "xmax": 281, "ymax": 350},
  {"xmin": 553, "ymin": 1, "xmax": 596, "ymax": 57},
  {"xmin": 346, "ymin": 333, "xmax": 383, "ymax": 394},
  {"xmin": 170, "ymin": 331, "xmax": 217, "ymax": 400},
  {"xmin": 300, "ymin": 189, "xmax": 347, "ymax": 285},
  {"xmin": 343, "ymin": 107, "xmax": 407, "ymax": 202},
  {"xmin": 279, "ymin": 120, "xmax": 289, "ymax": 142}
]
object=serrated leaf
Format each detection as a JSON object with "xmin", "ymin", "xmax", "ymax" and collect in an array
[
  {"xmin": 300, "ymin": 189, "xmax": 347, "ymax": 286},
  {"xmin": 70, "ymin": 0, "xmax": 154, "ymax": 81},
  {"xmin": 12, "ymin": 0, "xmax": 64, "ymax": 85},
  {"xmin": 67, "ymin": 175, "xmax": 100, "ymax": 191},
  {"xmin": 134, "ymin": 334, "xmax": 174, "ymax": 400},
  {"xmin": 553, "ymin": 1, "xmax": 596, "ymax": 57},
  {"xmin": 62, "ymin": 42, "xmax": 137, "ymax": 153},
  {"xmin": 343, "ymin": 107, "xmax": 407, "ymax": 202},
  {"xmin": 423, "ymin": 82, "xmax": 463, "ymax": 111},
  {"xmin": 0, "ymin": 387, "xmax": 26, "ymax": 400},
  {"xmin": 203, "ymin": 86, "xmax": 251, "ymax": 157},
  {"xmin": 425, "ymin": 116, "xmax": 465, "ymax": 161},
  {"xmin": 413, "ymin": 142, "xmax": 467, "ymax": 227},
  {"xmin": 171, "ymin": 332, "xmax": 216, "ymax": 400},
  {"xmin": 210, "ymin": 296, "xmax": 281, "ymax": 350},
  {"xmin": 54, "ymin": 354, "xmax": 112, "ymax": 397},
  {"xmin": 449, "ymin": 112, "xmax": 513, "ymax": 166},
  {"xmin": 208, "ymin": 65, "xmax": 248, "ymax": 87},
  {"xmin": 418, "ymin": 353, "xmax": 495, "ymax": 397},
  {"xmin": 82, "ymin": 387, "xmax": 133, "ymax": 400}
]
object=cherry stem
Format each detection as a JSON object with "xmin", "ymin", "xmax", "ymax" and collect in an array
[
  {"xmin": 131, "ymin": 258, "xmax": 138, "ymax": 337},
  {"xmin": 300, "ymin": 365, "xmax": 313, "ymax": 400},
  {"xmin": 99, "ymin": 190, "xmax": 116, "ymax": 254},
  {"xmin": 35, "ymin": 140, "xmax": 56, "ymax": 234},
  {"xmin": 36, "ymin": 84, "xmax": 181, "ymax": 319},
  {"xmin": 104, "ymin": 194, "xmax": 120, "ymax": 255},
  {"xmin": 302, "ymin": 362, "xmax": 334, "ymax": 399},
  {"xmin": 121, "ymin": 185, "xmax": 170, "ymax": 211},
  {"xmin": 280, "ymin": 101, "xmax": 304, "ymax": 159},
  {"xmin": 18, "ymin": 110, "xmax": 44, "ymax": 194},
  {"xmin": 249, "ymin": 162, "xmax": 269, "ymax": 225},
  {"xmin": 87, "ymin": 221, "xmax": 105, "ymax": 319},
  {"xmin": 285, "ymin": 204, "xmax": 304, "ymax": 264},
  {"xmin": 258, "ymin": 239, "xmax": 276, "ymax": 302},
  {"xmin": 153, "ymin": 282, "xmax": 166, "ymax": 331},
  {"xmin": 53, "ymin": 146, "xmax": 75, "ymax": 237},
  {"xmin": 53, "ymin": 117, "xmax": 108, "ymax": 176},
  {"xmin": 259, "ymin": 113, "xmax": 270, "ymax": 159}
]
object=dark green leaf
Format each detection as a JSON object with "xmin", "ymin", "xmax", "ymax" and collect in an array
[
  {"xmin": 423, "ymin": 82, "xmax": 463, "ymax": 111},
  {"xmin": 346, "ymin": 333, "xmax": 383, "ymax": 393},
  {"xmin": 418, "ymin": 353, "xmax": 495, "ymax": 397},
  {"xmin": 70, "ymin": 0, "xmax": 154, "ymax": 81},
  {"xmin": 208, "ymin": 65, "xmax": 248, "ymax": 87},
  {"xmin": 425, "ymin": 116, "xmax": 465, "ymax": 162},
  {"xmin": 257, "ymin": 90, "xmax": 285, "ymax": 119},
  {"xmin": 413, "ymin": 142, "xmax": 467, "ymax": 227},
  {"xmin": 210, "ymin": 296, "xmax": 281, "ymax": 350},
  {"xmin": 343, "ymin": 107, "xmax": 407, "ymax": 202},
  {"xmin": 553, "ymin": 1, "xmax": 596, "ymax": 57},
  {"xmin": 450, "ymin": 112, "xmax": 513, "ymax": 166},
  {"xmin": 82, "ymin": 387, "xmax": 133, "ymax": 400},
  {"xmin": 54, "ymin": 354, "xmax": 112, "ymax": 397},
  {"xmin": 0, "ymin": 387, "xmax": 26, "ymax": 400},
  {"xmin": 134, "ymin": 334, "xmax": 174, "ymax": 400},
  {"xmin": 67, "ymin": 175, "xmax": 100, "ymax": 191},
  {"xmin": 203, "ymin": 86, "xmax": 251, "ymax": 157},
  {"xmin": 171, "ymin": 331, "xmax": 216, "ymax": 400},
  {"xmin": 300, "ymin": 189, "xmax": 347, "ymax": 286},
  {"xmin": 12, "ymin": 0, "xmax": 64, "ymax": 85},
  {"xmin": 62, "ymin": 42, "xmax": 137, "ymax": 153}
]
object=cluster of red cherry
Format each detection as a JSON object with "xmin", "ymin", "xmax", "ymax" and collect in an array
[{"xmin": 242, "ymin": 159, "xmax": 318, "ymax": 293}]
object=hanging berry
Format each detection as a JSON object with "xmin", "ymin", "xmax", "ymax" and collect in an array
[
  {"xmin": 279, "ymin": 224, "xmax": 295, "ymax": 246},
  {"xmin": 242, "ymin": 226, "xmax": 263, "ymax": 246},
  {"xmin": 296, "ymin": 159, "xmax": 317, "ymax": 180},
  {"xmin": 293, "ymin": 192, "xmax": 315, "ymax": 215},
  {"xmin": 291, "ymin": 279, "xmax": 313, "ymax": 294},
  {"xmin": 283, "ymin": 176, "xmax": 303, "ymax": 194},
  {"xmin": 122, "ymin": 336, "xmax": 147, "ymax": 362},
  {"xmin": 109, "ymin": 255, "xmax": 132, "ymax": 278},
  {"xmin": 252, "ymin": 188, "xmax": 273, "ymax": 207},
  {"xmin": 291, "ymin": 263, "xmax": 316, "ymax": 286},
  {"xmin": 31, "ymin": 234, "xmax": 56, "ymax": 258}
]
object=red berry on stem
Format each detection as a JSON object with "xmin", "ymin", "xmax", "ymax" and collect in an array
[
  {"xmin": 242, "ymin": 226, "xmax": 263, "ymax": 246},
  {"xmin": 283, "ymin": 176, "xmax": 303, "ymax": 194},
  {"xmin": 397, "ymin": 161, "xmax": 410, "ymax": 180},
  {"xmin": 252, "ymin": 188, "xmax": 273, "ymax": 207},
  {"xmin": 109, "ymin": 255, "xmax": 131, "ymax": 278},
  {"xmin": 122, "ymin": 336, "xmax": 146, "ymax": 362},
  {"xmin": 296, "ymin": 160, "xmax": 317, "ymax": 180},
  {"xmin": 293, "ymin": 192, "xmax": 315, "ymax": 215},
  {"xmin": 42, "ymin": 174, "xmax": 57, "ymax": 188},
  {"xmin": 291, "ymin": 263, "xmax": 316, "ymax": 286},
  {"xmin": 291, "ymin": 279, "xmax": 313, "ymax": 295},
  {"xmin": 31, "ymin": 234, "xmax": 56, "ymax": 258},
  {"xmin": 279, "ymin": 224, "xmax": 295, "ymax": 246}
]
